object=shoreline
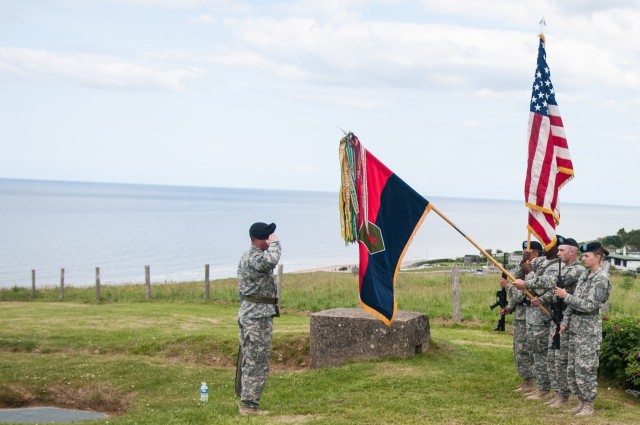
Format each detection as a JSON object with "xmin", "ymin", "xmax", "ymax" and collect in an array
[{"xmin": 293, "ymin": 264, "xmax": 358, "ymax": 273}]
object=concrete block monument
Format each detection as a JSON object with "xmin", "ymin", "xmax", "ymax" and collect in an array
[{"xmin": 310, "ymin": 308, "xmax": 430, "ymax": 369}]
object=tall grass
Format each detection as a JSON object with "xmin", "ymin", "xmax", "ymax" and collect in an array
[{"xmin": 2, "ymin": 270, "xmax": 636, "ymax": 322}]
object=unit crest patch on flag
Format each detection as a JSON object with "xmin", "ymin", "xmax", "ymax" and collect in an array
[{"xmin": 358, "ymin": 222, "xmax": 385, "ymax": 254}]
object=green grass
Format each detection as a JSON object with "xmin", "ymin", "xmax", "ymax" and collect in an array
[{"xmin": 1, "ymin": 271, "xmax": 638, "ymax": 424}]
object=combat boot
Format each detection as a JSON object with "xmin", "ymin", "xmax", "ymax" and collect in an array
[
  {"xmin": 544, "ymin": 393, "xmax": 560, "ymax": 406},
  {"xmin": 565, "ymin": 400, "xmax": 584, "ymax": 414},
  {"xmin": 575, "ymin": 401, "xmax": 594, "ymax": 416},
  {"xmin": 525, "ymin": 389, "xmax": 551, "ymax": 400},
  {"xmin": 514, "ymin": 378, "xmax": 535, "ymax": 393},
  {"xmin": 239, "ymin": 405, "xmax": 269, "ymax": 416},
  {"xmin": 548, "ymin": 395, "xmax": 570, "ymax": 408}
]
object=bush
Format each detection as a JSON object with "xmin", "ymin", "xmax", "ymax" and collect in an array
[
  {"xmin": 621, "ymin": 276, "xmax": 634, "ymax": 290},
  {"xmin": 625, "ymin": 348, "xmax": 640, "ymax": 388},
  {"xmin": 600, "ymin": 314, "xmax": 640, "ymax": 388}
]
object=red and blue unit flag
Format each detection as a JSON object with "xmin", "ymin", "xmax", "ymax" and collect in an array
[{"xmin": 339, "ymin": 133, "xmax": 430, "ymax": 325}]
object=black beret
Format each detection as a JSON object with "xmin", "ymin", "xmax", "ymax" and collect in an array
[
  {"xmin": 249, "ymin": 222, "xmax": 276, "ymax": 240},
  {"xmin": 560, "ymin": 237, "xmax": 579, "ymax": 248},
  {"xmin": 522, "ymin": 240, "xmax": 543, "ymax": 251},
  {"xmin": 555, "ymin": 235, "xmax": 565, "ymax": 246},
  {"xmin": 580, "ymin": 241, "xmax": 602, "ymax": 253}
]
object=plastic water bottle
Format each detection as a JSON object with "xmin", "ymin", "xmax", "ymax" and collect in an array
[{"xmin": 200, "ymin": 382, "xmax": 208, "ymax": 402}]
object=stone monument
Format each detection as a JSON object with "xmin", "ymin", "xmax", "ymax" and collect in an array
[{"xmin": 310, "ymin": 307, "xmax": 430, "ymax": 369}]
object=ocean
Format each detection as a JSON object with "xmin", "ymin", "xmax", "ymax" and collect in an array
[{"xmin": 0, "ymin": 179, "xmax": 638, "ymax": 288}]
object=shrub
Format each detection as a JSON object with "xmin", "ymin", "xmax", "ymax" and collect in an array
[
  {"xmin": 621, "ymin": 276, "xmax": 635, "ymax": 290},
  {"xmin": 625, "ymin": 348, "xmax": 640, "ymax": 388},
  {"xmin": 600, "ymin": 314, "xmax": 640, "ymax": 388}
]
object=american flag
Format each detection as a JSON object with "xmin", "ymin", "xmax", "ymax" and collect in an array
[{"xmin": 525, "ymin": 35, "xmax": 574, "ymax": 250}]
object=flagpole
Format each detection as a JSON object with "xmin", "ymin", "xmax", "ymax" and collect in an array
[{"xmin": 429, "ymin": 204, "xmax": 551, "ymax": 317}]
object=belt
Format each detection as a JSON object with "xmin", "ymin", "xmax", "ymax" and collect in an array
[
  {"xmin": 572, "ymin": 311, "xmax": 598, "ymax": 316},
  {"xmin": 242, "ymin": 295, "xmax": 278, "ymax": 305}
]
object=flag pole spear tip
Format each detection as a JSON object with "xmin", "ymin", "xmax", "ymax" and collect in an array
[
  {"xmin": 538, "ymin": 17, "xmax": 546, "ymax": 38},
  {"xmin": 336, "ymin": 125, "xmax": 349, "ymax": 136}
]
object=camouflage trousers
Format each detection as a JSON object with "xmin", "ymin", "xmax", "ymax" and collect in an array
[
  {"xmin": 513, "ymin": 319, "xmax": 534, "ymax": 380},
  {"xmin": 527, "ymin": 321, "xmax": 551, "ymax": 390},
  {"xmin": 238, "ymin": 316, "xmax": 273, "ymax": 407},
  {"xmin": 547, "ymin": 329, "xmax": 571, "ymax": 396},
  {"xmin": 567, "ymin": 328, "xmax": 600, "ymax": 402}
]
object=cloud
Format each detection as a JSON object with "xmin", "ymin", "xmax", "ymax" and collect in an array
[
  {"xmin": 555, "ymin": 0, "xmax": 640, "ymax": 14},
  {"xmin": 188, "ymin": 14, "xmax": 217, "ymax": 24},
  {"xmin": 419, "ymin": 0, "xmax": 560, "ymax": 27},
  {"xmin": 0, "ymin": 48, "xmax": 202, "ymax": 90},
  {"xmin": 202, "ymin": 2, "xmax": 640, "ymax": 108},
  {"xmin": 211, "ymin": 51, "xmax": 307, "ymax": 80},
  {"xmin": 463, "ymin": 120, "xmax": 483, "ymax": 128},
  {"xmin": 72, "ymin": 0, "xmax": 252, "ymax": 11},
  {"xmin": 298, "ymin": 92, "xmax": 387, "ymax": 108},
  {"xmin": 13, "ymin": 2, "xmax": 640, "ymax": 100},
  {"xmin": 621, "ymin": 135, "xmax": 640, "ymax": 144},
  {"xmin": 215, "ymin": 17, "xmax": 533, "ymax": 91}
]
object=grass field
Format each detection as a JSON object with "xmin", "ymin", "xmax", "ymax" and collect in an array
[{"xmin": 0, "ymin": 270, "xmax": 638, "ymax": 424}]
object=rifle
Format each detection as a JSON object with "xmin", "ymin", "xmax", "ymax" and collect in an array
[
  {"xmin": 489, "ymin": 253, "xmax": 509, "ymax": 332},
  {"xmin": 235, "ymin": 344, "xmax": 243, "ymax": 397},
  {"xmin": 548, "ymin": 260, "xmax": 564, "ymax": 349}
]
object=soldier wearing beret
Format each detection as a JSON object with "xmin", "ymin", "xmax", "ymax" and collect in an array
[
  {"xmin": 501, "ymin": 240, "xmax": 542, "ymax": 393},
  {"xmin": 513, "ymin": 237, "xmax": 564, "ymax": 401},
  {"xmin": 555, "ymin": 242, "xmax": 611, "ymax": 417},
  {"xmin": 236, "ymin": 222, "xmax": 281, "ymax": 415},
  {"xmin": 546, "ymin": 237, "xmax": 587, "ymax": 408}
]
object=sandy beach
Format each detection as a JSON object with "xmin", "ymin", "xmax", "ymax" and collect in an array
[{"xmin": 295, "ymin": 264, "xmax": 358, "ymax": 273}]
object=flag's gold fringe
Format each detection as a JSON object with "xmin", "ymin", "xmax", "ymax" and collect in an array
[
  {"xmin": 558, "ymin": 167, "xmax": 574, "ymax": 176},
  {"xmin": 394, "ymin": 204, "xmax": 432, "ymax": 284},
  {"xmin": 528, "ymin": 224, "xmax": 557, "ymax": 251},
  {"xmin": 525, "ymin": 202, "xmax": 560, "ymax": 224},
  {"xmin": 556, "ymin": 172, "xmax": 574, "ymax": 192},
  {"xmin": 359, "ymin": 298, "xmax": 395, "ymax": 327}
]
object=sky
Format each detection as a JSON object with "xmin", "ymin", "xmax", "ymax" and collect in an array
[{"xmin": 1, "ymin": 0, "xmax": 639, "ymax": 207}]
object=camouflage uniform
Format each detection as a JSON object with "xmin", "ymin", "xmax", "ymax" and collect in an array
[
  {"xmin": 505, "ymin": 264, "xmax": 534, "ymax": 381},
  {"xmin": 237, "ymin": 240, "xmax": 281, "ymax": 408},
  {"xmin": 549, "ymin": 259, "xmax": 586, "ymax": 398},
  {"xmin": 562, "ymin": 268, "xmax": 611, "ymax": 403},
  {"xmin": 523, "ymin": 256, "xmax": 562, "ymax": 392}
]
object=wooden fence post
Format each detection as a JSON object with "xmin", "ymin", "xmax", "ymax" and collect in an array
[
  {"xmin": 204, "ymin": 264, "xmax": 210, "ymax": 301},
  {"xmin": 601, "ymin": 262, "xmax": 610, "ymax": 313},
  {"xmin": 145, "ymin": 266, "xmax": 151, "ymax": 300},
  {"xmin": 452, "ymin": 266, "xmax": 461, "ymax": 323},
  {"xmin": 276, "ymin": 264, "xmax": 283, "ymax": 314},
  {"xmin": 31, "ymin": 269, "xmax": 36, "ymax": 298},
  {"xmin": 95, "ymin": 267, "xmax": 101, "ymax": 301},
  {"xmin": 59, "ymin": 268, "xmax": 65, "ymax": 301}
]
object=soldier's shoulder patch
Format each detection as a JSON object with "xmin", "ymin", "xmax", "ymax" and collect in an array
[{"xmin": 594, "ymin": 281, "xmax": 608, "ymax": 302}]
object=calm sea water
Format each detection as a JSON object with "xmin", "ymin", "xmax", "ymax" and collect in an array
[{"xmin": 1, "ymin": 179, "xmax": 638, "ymax": 288}]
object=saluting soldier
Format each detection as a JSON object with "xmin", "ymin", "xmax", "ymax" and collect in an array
[
  {"xmin": 237, "ymin": 222, "xmax": 281, "ymax": 416},
  {"xmin": 545, "ymin": 237, "xmax": 586, "ymax": 408},
  {"xmin": 513, "ymin": 237, "xmax": 564, "ymax": 401},
  {"xmin": 501, "ymin": 240, "xmax": 542, "ymax": 393},
  {"xmin": 555, "ymin": 242, "xmax": 611, "ymax": 417}
]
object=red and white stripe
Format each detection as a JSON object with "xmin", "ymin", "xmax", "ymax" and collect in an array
[{"xmin": 525, "ymin": 104, "xmax": 574, "ymax": 250}]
